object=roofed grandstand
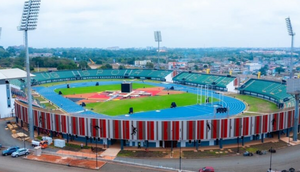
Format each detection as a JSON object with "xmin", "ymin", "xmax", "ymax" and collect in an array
[
  {"xmin": 173, "ymin": 72, "xmax": 237, "ymax": 92},
  {"xmin": 32, "ymin": 69, "xmax": 173, "ymax": 85},
  {"xmin": 239, "ymin": 78, "xmax": 294, "ymax": 108}
]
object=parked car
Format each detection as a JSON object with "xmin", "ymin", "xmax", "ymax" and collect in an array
[
  {"xmin": 199, "ymin": 166, "xmax": 215, "ymax": 172},
  {"xmin": 2, "ymin": 146, "xmax": 19, "ymax": 156},
  {"xmin": 11, "ymin": 148, "xmax": 29, "ymax": 158},
  {"xmin": 288, "ymin": 168, "xmax": 295, "ymax": 172},
  {"xmin": 269, "ymin": 148, "xmax": 276, "ymax": 153},
  {"xmin": 256, "ymin": 150, "xmax": 267, "ymax": 155},
  {"xmin": 243, "ymin": 151, "xmax": 253, "ymax": 156}
]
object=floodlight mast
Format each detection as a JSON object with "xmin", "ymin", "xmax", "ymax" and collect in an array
[
  {"xmin": 285, "ymin": 17, "xmax": 295, "ymax": 79},
  {"xmin": 154, "ymin": 31, "xmax": 162, "ymax": 68},
  {"xmin": 18, "ymin": 0, "xmax": 41, "ymax": 140}
]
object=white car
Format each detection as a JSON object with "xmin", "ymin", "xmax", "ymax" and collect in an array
[{"xmin": 11, "ymin": 148, "xmax": 29, "ymax": 158}]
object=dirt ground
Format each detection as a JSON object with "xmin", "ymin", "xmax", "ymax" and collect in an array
[{"xmin": 26, "ymin": 154, "xmax": 106, "ymax": 169}]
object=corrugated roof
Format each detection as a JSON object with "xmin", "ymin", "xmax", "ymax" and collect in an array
[{"xmin": 0, "ymin": 68, "xmax": 35, "ymax": 80}]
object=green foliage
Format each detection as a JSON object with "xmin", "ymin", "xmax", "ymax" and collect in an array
[
  {"xmin": 64, "ymin": 143, "xmax": 90, "ymax": 150},
  {"xmin": 118, "ymin": 65, "xmax": 126, "ymax": 69},
  {"xmin": 145, "ymin": 62, "xmax": 154, "ymax": 69},
  {"xmin": 194, "ymin": 65, "xmax": 199, "ymax": 70},
  {"xmin": 259, "ymin": 65, "xmax": 268, "ymax": 76},
  {"xmin": 12, "ymin": 64, "xmax": 24, "ymax": 70},
  {"xmin": 275, "ymin": 67, "xmax": 285, "ymax": 74},
  {"xmin": 36, "ymin": 136, "xmax": 43, "ymax": 141},
  {"xmin": 99, "ymin": 64, "xmax": 112, "ymax": 69},
  {"xmin": 78, "ymin": 60, "xmax": 91, "ymax": 70}
]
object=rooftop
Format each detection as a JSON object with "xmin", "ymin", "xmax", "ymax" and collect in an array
[{"xmin": 0, "ymin": 68, "xmax": 34, "ymax": 80}]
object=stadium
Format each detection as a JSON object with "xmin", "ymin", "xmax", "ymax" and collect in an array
[{"xmin": 5, "ymin": 69, "xmax": 299, "ymax": 149}]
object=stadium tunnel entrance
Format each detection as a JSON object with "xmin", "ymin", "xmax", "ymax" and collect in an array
[{"xmin": 164, "ymin": 141, "xmax": 178, "ymax": 148}]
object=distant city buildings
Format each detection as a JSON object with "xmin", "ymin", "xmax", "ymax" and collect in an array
[
  {"xmin": 29, "ymin": 53, "xmax": 53, "ymax": 58},
  {"xmin": 134, "ymin": 60, "xmax": 151, "ymax": 66},
  {"xmin": 106, "ymin": 46, "xmax": 120, "ymax": 50}
]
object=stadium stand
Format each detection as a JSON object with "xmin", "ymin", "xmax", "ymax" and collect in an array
[
  {"xmin": 239, "ymin": 78, "xmax": 294, "ymax": 108},
  {"xmin": 10, "ymin": 79, "xmax": 25, "ymax": 88},
  {"xmin": 32, "ymin": 69, "xmax": 172, "ymax": 85},
  {"xmin": 173, "ymin": 72, "xmax": 236, "ymax": 91}
]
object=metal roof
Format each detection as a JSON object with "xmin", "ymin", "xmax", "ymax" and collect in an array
[{"xmin": 0, "ymin": 68, "xmax": 35, "ymax": 80}]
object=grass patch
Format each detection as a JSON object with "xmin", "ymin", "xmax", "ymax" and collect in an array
[
  {"xmin": 54, "ymin": 83, "xmax": 154, "ymax": 95},
  {"xmin": 118, "ymin": 150, "xmax": 168, "ymax": 158},
  {"xmin": 34, "ymin": 96, "xmax": 46, "ymax": 102},
  {"xmin": 86, "ymin": 93, "xmax": 218, "ymax": 116},
  {"xmin": 36, "ymin": 136, "xmax": 43, "ymax": 141},
  {"xmin": 183, "ymin": 150, "xmax": 218, "ymax": 158},
  {"xmin": 43, "ymin": 103, "xmax": 56, "ymax": 109},
  {"xmin": 244, "ymin": 140, "xmax": 287, "ymax": 152},
  {"xmin": 230, "ymin": 94, "xmax": 278, "ymax": 113},
  {"xmin": 62, "ymin": 143, "xmax": 90, "ymax": 151}
]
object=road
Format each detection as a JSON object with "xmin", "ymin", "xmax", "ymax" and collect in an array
[
  {"xmin": 2, "ymin": 118, "xmax": 300, "ymax": 172},
  {"xmin": 0, "ymin": 119, "xmax": 171, "ymax": 172},
  {"xmin": 0, "ymin": 155, "xmax": 169, "ymax": 172}
]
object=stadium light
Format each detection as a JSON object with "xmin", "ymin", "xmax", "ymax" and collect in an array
[
  {"xmin": 18, "ymin": 0, "xmax": 41, "ymax": 140},
  {"xmin": 154, "ymin": 31, "xmax": 162, "ymax": 68},
  {"xmin": 285, "ymin": 17, "xmax": 295, "ymax": 79}
]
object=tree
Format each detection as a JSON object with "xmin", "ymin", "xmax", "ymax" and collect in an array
[
  {"xmin": 118, "ymin": 65, "xmax": 126, "ymax": 69},
  {"xmin": 78, "ymin": 61, "xmax": 90, "ymax": 69},
  {"xmin": 194, "ymin": 65, "xmax": 199, "ymax": 71},
  {"xmin": 275, "ymin": 67, "xmax": 285, "ymax": 74},
  {"xmin": 259, "ymin": 65, "xmax": 268, "ymax": 76},
  {"xmin": 100, "ymin": 64, "xmax": 112, "ymax": 69},
  {"xmin": 145, "ymin": 62, "xmax": 154, "ymax": 69},
  {"xmin": 12, "ymin": 64, "xmax": 24, "ymax": 70}
]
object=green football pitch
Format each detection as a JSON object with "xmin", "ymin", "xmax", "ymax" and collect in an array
[
  {"xmin": 54, "ymin": 83, "xmax": 154, "ymax": 95},
  {"xmin": 85, "ymin": 93, "xmax": 218, "ymax": 116}
]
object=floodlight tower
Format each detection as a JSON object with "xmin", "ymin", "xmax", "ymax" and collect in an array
[
  {"xmin": 18, "ymin": 0, "xmax": 41, "ymax": 140},
  {"xmin": 154, "ymin": 31, "xmax": 162, "ymax": 68},
  {"xmin": 285, "ymin": 17, "xmax": 295, "ymax": 79}
]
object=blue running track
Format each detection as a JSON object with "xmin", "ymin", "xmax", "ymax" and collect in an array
[{"xmin": 34, "ymin": 81, "xmax": 246, "ymax": 120}]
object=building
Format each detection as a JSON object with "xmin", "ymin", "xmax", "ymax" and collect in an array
[
  {"xmin": 0, "ymin": 69, "xmax": 33, "ymax": 118},
  {"xmin": 134, "ymin": 60, "xmax": 151, "ymax": 66},
  {"xmin": 168, "ymin": 62, "xmax": 187, "ymax": 70},
  {"xmin": 29, "ymin": 53, "xmax": 53, "ymax": 58},
  {"xmin": 245, "ymin": 63, "xmax": 262, "ymax": 72}
]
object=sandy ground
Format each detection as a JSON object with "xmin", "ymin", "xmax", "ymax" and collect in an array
[{"xmin": 26, "ymin": 154, "xmax": 106, "ymax": 169}]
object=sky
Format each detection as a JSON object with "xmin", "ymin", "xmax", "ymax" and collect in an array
[{"xmin": 0, "ymin": 0, "xmax": 299, "ymax": 48}]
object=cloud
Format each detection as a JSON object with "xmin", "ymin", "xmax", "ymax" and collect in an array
[{"xmin": 0, "ymin": 0, "xmax": 299, "ymax": 48}]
